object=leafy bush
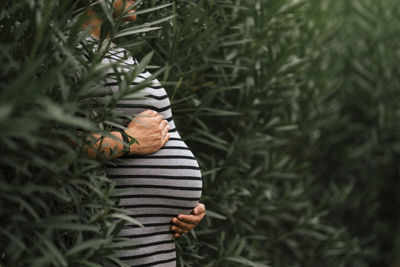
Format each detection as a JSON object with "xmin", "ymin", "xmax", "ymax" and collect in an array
[
  {"xmin": 297, "ymin": 0, "xmax": 400, "ymax": 266},
  {"xmin": 0, "ymin": 0, "xmax": 163, "ymax": 266},
  {"xmin": 1, "ymin": 0, "xmax": 399, "ymax": 266},
  {"xmin": 139, "ymin": 0, "xmax": 399, "ymax": 266},
  {"xmin": 136, "ymin": 0, "xmax": 364, "ymax": 266}
]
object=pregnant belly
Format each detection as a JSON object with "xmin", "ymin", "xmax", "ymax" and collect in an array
[
  {"xmin": 105, "ymin": 134, "xmax": 202, "ymax": 265},
  {"xmin": 106, "ymin": 135, "xmax": 202, "ymax": 225}
]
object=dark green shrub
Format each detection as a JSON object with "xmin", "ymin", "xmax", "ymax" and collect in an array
[
  {"xmin": 135, "ymin": 1, "xmax": 365, "ymax": 266},
  {"xmin": 0, "ymin": 1, "xmax": 166, "ymax": 266},
  {"xmin": 2, "ymin": 0, "xmax": 399, "ymax": 266},
  {"xmin": 297, "ymin": 1, "xmax": 400, "ymax": 266}
]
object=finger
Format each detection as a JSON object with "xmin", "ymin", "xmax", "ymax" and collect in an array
[
  {"xmin": 160, "ymin": 127, "xmax": 167, "ymax": 140},
  {"xmin": 193, "ymin": 203, "xmax": 206, "ymax": 215},
  {"xmin": 162, "ymin": 123, "xmax": 169, "ymax": 135},
  {"xmin": 165, "ymin": 122, "xmax": 170, "ymax": 131},
  {"xmin": 171, "ymin": 224, "xmax": 189, "ymax": 235},
  {"xmin": 161, "ymin": 127, "xmax": 168, "ymax": 139},
  {"xmin": 161, "ymin": 133, "xmax": 170, "ymax": 147},
  {"xmin": 173, "ymin": 232, "xmax": 182, "ymax": 238},
  {"xmin": 174, "ymin": 225, "xmax": 191, "ymax": 235},
  {"xmin": 172, "ymin": 217, "xmax": 194, "ymax": 231},
  {"xmin": 155, "ymin": 114, "xmax": 164, "ymax": 122},
  {"xmin": 177, "ymin": 214, "xmax": 203, "ymax": 225},
  {"xmin": 160, "ymin": 119, "xmax": 168, "ymax": 128},
  {"xmin": 140, "ymin": 109, "xmax": 157, "ymax": 117}
]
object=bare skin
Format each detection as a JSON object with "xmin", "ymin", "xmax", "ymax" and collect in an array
[
  {"xmin": 171, "ymin": 203, "xmax": 206, "ymax": 238},
  {"xmin": 84, "ymin": 109, "xmax": 170, "ymax": 159},
  {"xmin": 125, "ymin": 109, "xmax": 170, "ymax": 155},
  {"xmin": 82, "ymin": 0, "xmax": 205, "ymax": 237}
]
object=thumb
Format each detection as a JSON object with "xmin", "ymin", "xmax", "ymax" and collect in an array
[{"xmin": 193, "ymin": 203, "xmax": 205, "ymax": 215}]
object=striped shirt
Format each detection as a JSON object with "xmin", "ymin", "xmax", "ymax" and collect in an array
[{"xmin": 86, "ymin": 37, "xmax": 202, "ymax": 267}]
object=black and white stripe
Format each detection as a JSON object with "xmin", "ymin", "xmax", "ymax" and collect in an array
[{"xmin": 88, "ymin": 37, "xmax": 202, "ymax": 267}]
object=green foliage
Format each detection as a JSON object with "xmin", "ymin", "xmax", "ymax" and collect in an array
[
  {"xmin": 131, "ymin": 0, "xmax": 364, "ymax": 266},
  {"xmin": 0, "ymin": 0, "xmax": 160, "ymax": 266},
  {"xmin": 297, "ymin": 0, "xmax": 400, "ymax": 266},
  {"xmin": 1, "ymin": 0, "xmax": 399, "ymax": 266},
  {"xmin": 134, "ymin": 0, "xmax": 399, "ymax": 266}
]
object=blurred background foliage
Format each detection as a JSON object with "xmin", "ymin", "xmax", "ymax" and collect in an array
[{"xmin": 0, "ymin": 0, "xmax": 399, "ymax": 266}]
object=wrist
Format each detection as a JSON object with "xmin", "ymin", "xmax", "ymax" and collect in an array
[
  {"xmin": 120, "ymin": 130, "xmax": 139, "ymax": 156},
  {"xmin": 119, "ymin": 130, "xmax": 131, "ymax": 156}
]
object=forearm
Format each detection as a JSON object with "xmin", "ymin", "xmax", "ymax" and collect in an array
[
  {"xmin": 77, "ymin": 110, "xmax": 169, "ymax": 160},
  {"xmin": 83, "ymin": 131, "xmax": 126, "ymax": 160}
]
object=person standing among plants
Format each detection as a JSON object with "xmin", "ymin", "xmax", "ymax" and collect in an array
[{"xmin": 78, "ymin": 0, "xmax": 206, "ymax": 266}]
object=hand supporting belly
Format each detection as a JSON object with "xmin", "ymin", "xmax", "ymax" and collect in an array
[{"xmin": 171, "ymin": 203, "xmax": 206, "ymax": 238}]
